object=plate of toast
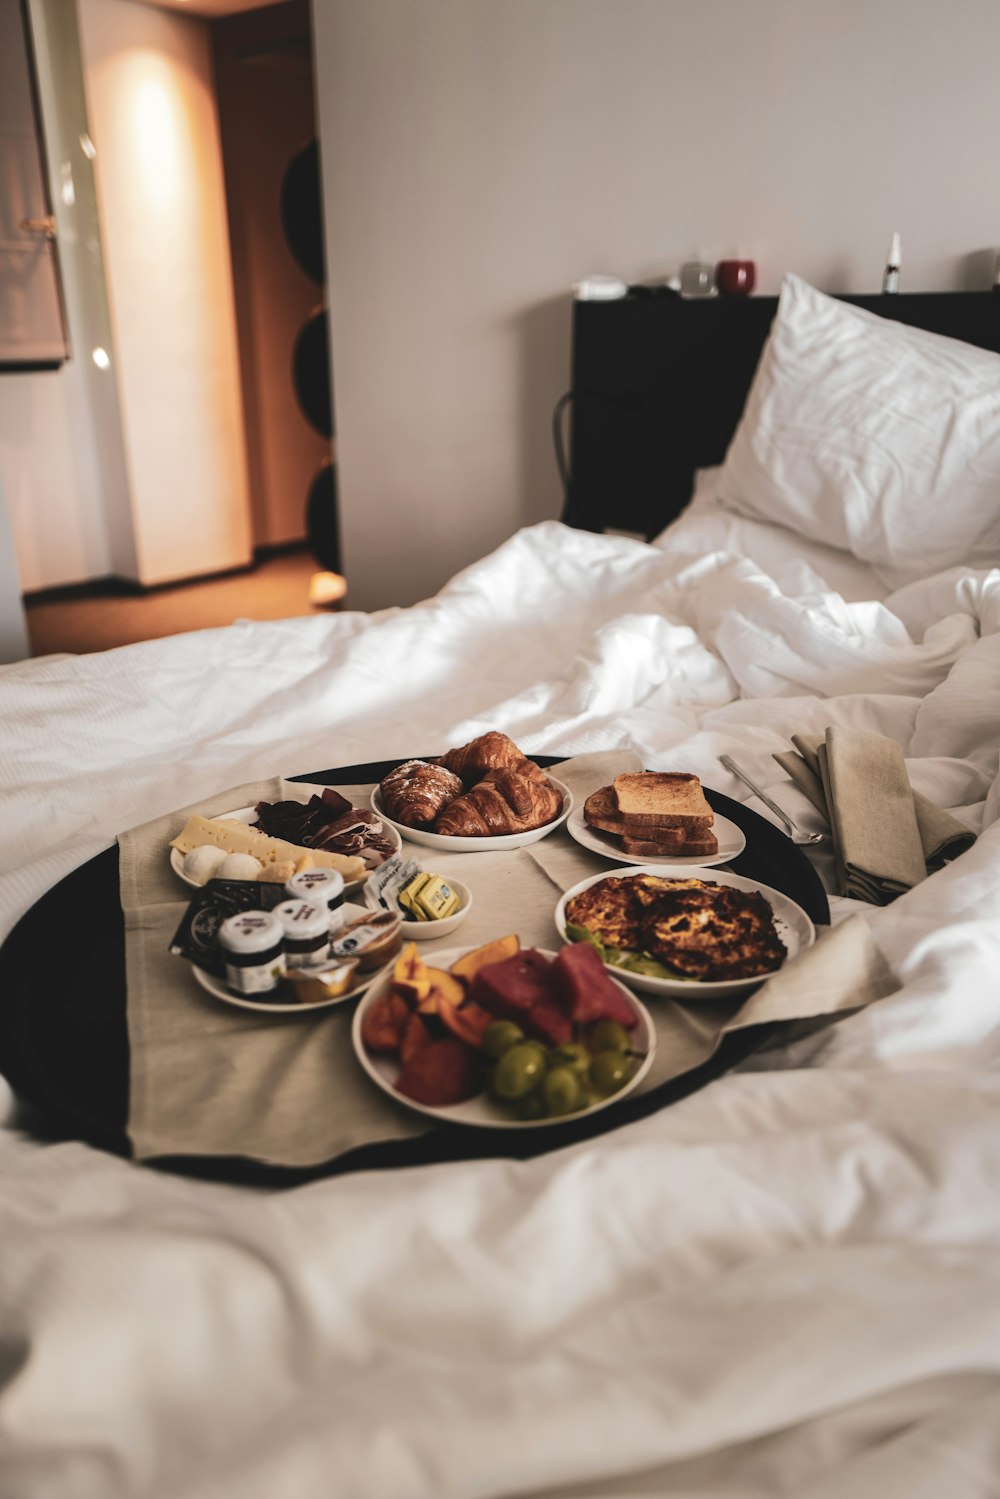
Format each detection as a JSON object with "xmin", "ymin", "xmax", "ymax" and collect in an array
[{"xmin": 567, "ymin": 771, "xmax": 746, "ymax": 869}]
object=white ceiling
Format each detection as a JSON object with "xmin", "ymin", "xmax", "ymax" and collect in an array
[{"xmin": 129, "ymin": 0, "xmax": 286, "ymax": 18}]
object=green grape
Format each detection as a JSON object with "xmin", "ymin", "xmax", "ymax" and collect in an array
[
  {"xmin": 542, "ymin": 1066, "xmax": 584, "ymax": 1117},
  {"xmin": 548, "ymin": 1042, "xmax": 590, "ymax": 1079},
  {"xmin": 587, "ymin": 1021, "xmax": 630, "ymax": 1055},
  {"xmin": 589, "ymin": 1050, "xmax": 633, "ymax": 1096},
  {"xmin": 490, "ymin": 1042, "xmax": 547, "ymax": 1101},
  {"xmin": 483, "ymin": 1021, "xmax": 525, "ymax": 1059}
]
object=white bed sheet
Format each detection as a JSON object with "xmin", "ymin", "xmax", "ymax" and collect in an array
[{"xmin": 2, "ymin": 515, "xmax": 999, "ymax": 1499}]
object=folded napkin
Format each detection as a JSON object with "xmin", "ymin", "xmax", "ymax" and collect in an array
[{"xmin": 774, "ymin": 729, "xmax": 976, "ymax": 905}]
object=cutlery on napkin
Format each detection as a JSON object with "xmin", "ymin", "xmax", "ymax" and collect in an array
[{"xmin": 773, "ymin": 729, "xmax": 976, "ymax": 905}]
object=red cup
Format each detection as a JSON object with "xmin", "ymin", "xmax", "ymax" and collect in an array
[{"xmin": 716, "ymin": 260, "xmax": 756, "ymax": 296}]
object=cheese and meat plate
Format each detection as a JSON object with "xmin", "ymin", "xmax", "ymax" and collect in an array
[{"xmin": 169, "ymin": 792, "xmax": 402, "ymax": 897}]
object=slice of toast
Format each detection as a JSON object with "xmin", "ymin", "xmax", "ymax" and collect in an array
[
  {"xmin": 583, "ymin": 785, "xmax": 627, "ymax": 834},
  {"xmin": 612, "ymin": 772, "xmax": 714, "ymax": 831},
  {"xmin": 585, "ymin": 786, "xmax": 690, "ymax": 846},
  {"xmin": 585, "ymin": 784, "xmax": 718, "ymax": 858},
  {"xmin": 621, "ymin": 828, "xmax": 719, "ymax": 858}
]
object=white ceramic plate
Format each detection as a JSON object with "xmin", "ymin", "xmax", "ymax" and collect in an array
[
  {"xmin": 370, "ymin": 775, "xmax": 573, "ymax": 853},
  {"xmin": 170, "ymin": 806, "xmax": 401, "ymax": 896},
  {"xmin": 566, "ymin": 804, "xmax": 746, "ymax": 868},
  {"xmin": 351, "ymin": 945, "xmax": 656, "ymax": 1129},
  {"xmin": 191, "ymin": 902, "xmax": 390, "ymax": 1013},
  {"xmin": 554, "ymin": 865, "xmax": 815, "ymax": 1000}
]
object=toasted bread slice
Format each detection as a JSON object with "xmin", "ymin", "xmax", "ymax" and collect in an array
[
  {"xmin": 585, "ymin": 790, "xmax": 693, "ymax": 853},
  {"xmin": 619, "ymin": 831, "xmax": 692, "ymax": 857},
  {"xmin": 585, "ymin": 784, "xmax": 698, "ymax": 837},
  {"xmin": 675, "ymin": 831, "xmax": 719, "ymax": 858},
  {"xmin": 620, "ymin": 829, "xmax": 719, "ymax": 858},
  {"xmin": 612, "ymin": 772, "xmax": 714, "ymax": 831},
  {"xmin": 583, "ymin": 785, "xmax": 626, "ymax": 835}
]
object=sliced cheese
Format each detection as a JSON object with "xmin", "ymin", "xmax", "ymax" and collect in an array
[{"xmin": 170, "ymin": 815, "xmax": 365, "ymax": 882}]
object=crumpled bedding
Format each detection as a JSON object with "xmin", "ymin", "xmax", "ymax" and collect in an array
[{"xmin": 1, "ymin": 509, "xmax": 999, "ymax": 1499}]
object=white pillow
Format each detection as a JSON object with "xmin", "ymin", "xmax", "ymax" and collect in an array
[{"xmin": 715, "ymin": 273, "xmax": 1000, "ymax": 586}]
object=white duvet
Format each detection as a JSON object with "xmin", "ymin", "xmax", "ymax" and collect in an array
[{"xmin": 2, "ymin": 501, "xmax": 999, "ymax": 1499}]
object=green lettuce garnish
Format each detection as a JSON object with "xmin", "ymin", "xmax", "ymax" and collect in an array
[{"xmin": 564, "ymin": 922, "xmax": 695, "ymax": 982}]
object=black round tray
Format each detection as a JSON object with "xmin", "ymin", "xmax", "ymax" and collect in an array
[{"xmin": 0, "ymin": 758, "xmax": 828, "ymax": 1185}]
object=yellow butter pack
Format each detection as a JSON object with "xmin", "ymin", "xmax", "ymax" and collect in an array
[
  {"xmin": 413, "ymin": 875, "xmax": 459, "ymax": 921},
  {"xmin": 398, "ymin": 872, "xmax": 432, "ymax": 921}
]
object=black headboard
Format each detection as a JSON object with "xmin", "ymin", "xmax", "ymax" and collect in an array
[{"xmin": 563, "ymin": 291, "xmax": 1000, "ymax": 539}]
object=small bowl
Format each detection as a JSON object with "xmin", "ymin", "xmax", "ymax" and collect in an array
[{"xmin": 399, "ymin": 876, "xmax": 473, "ymax": 940}]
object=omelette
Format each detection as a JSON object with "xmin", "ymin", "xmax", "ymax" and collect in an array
[{"xmin": 565, "ymin": 875, "xmax": 786, "ymax": 982}]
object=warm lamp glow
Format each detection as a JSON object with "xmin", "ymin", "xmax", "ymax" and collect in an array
[
  {"xmin": 131, "ymin": 64, "xmax": 185, "ymax": 205},
  {"xmin": 309, "ymin": 572, "xmax": 347, "ymax": 608}
]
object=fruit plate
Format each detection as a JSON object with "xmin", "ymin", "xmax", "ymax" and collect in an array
[
  {"xmin": 191, "ymin": 903, "xmax": 390, "ymax": 1014},
  {"xmin": 554, "ymin": 865, "xmax": 816, "ymax": 1001},
  {"xmin": 170, "ymin": 806, "xmax": 401, "ymax": 897},
  {"xmin": 369, "ymin": 776, "xmax": 573, "ymax": 853},
  {"xmin": 566, "ymin": 803, "xmax": 746, "ymax": 869},
  {"xmin": 351, "ymin": 946, "xmax": 656, "ymax": 1129}
]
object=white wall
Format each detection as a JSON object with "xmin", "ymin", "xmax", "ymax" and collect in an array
[
  {"xmin": 313, "ymin": 0, "xmax": 1000, "ymax": 612},
  {"xmin": 77, "ymin": 0, "xmax": 252, "ymax": 585}
]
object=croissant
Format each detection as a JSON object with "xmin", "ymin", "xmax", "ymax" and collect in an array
[
  {"xmin": 440, "ymin": 731, "xmax": 547, "ymax": 788},
  {"xmin": 380, "ymin": 760, "xmax": 464, "ymax": 829},
  {"xmin": 434, "ymin": 767, "xmax": 562, "ymax": 837}
]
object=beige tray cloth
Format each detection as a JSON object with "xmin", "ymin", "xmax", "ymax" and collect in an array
[
  {"xmin": 121, "ymin": 754, "xmax": 894, "ymax": 1167},
  {"xmin": 774, "ymin": 729, "xmax": 975, "ymax": 904}
]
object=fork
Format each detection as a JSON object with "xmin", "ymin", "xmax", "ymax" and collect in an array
[{"xmin": 718, "ymin": 754, "xmax": 827, "ymax": 846}]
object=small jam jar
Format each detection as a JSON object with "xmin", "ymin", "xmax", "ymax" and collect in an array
[
  {"xmin": 218, "ymin": 911, "xmax": 285, "ymax": 995},
  {"xmin": 283, "ymin": 867, "xmax": 346, "ymax": 934},
  {"xmin": 274, "ymin": 899, "xmax": 331, "ymax": 971}
]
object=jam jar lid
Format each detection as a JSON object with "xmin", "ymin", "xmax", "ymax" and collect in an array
[
  {"xmin": 284, "ymin": 868, "xmax": 345, "ymax": 906},
  {"xmin": 218, "ymin": 910, "xmax": 284, "ymax": 955},
  {"xmin": 273, "ymin": 899, "xmax": 330, "ymax": 942}
]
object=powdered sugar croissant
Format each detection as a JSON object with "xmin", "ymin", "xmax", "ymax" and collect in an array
[
  {"xmin": 434, "ymin": 767, "xmax": 562, "ymax": 837},
  {"xmin": 379, "ymin": 760, "xmax": 464, "ymax": 830}
]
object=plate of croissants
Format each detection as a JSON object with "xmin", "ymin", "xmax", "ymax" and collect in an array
[{"xmin": 373, "ymin": 733, "xmax": 573, "ymax": 852}]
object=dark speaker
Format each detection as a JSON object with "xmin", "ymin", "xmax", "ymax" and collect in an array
[
  {"xmin": 305, "ymin": 458, "xmax": 340, "ymax": 572},
  {"xmin": 292, "ymin": 306, "xmax": 333, "ymax": 438},
  {"xmin": 279, "ymin": 137, "xmax": 325, "ymax": 287}
]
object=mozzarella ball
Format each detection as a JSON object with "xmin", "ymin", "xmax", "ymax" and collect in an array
[
  {"xmin": 182, "ymin": 845, "xmax": 228, "ymax": 885},
  {"xmin": 216, "ymin": 852, "xmax": 264, "ymax": 881}
]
